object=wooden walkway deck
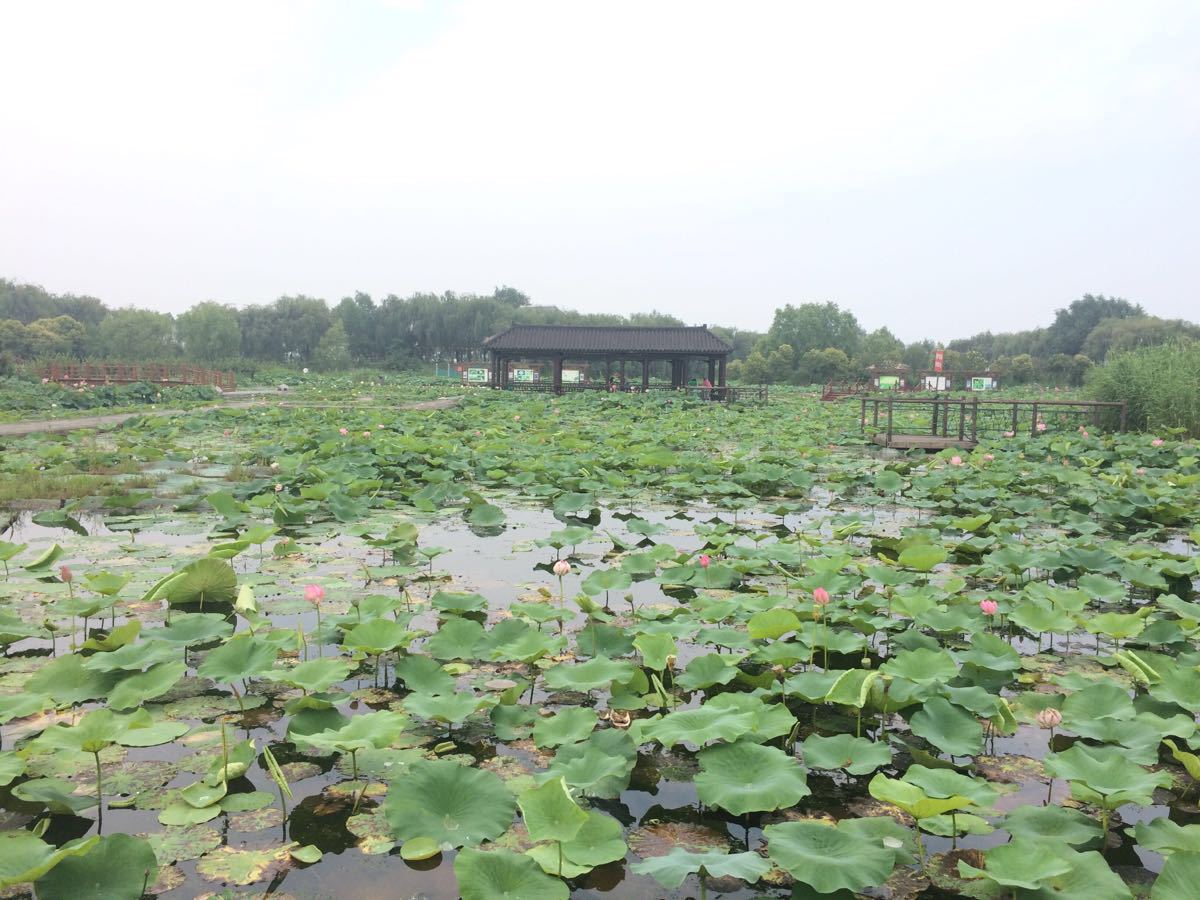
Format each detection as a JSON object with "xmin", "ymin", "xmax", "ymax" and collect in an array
[{"xmin": 872, "ymin": 433, "xmax": 977, "ymax": 450}]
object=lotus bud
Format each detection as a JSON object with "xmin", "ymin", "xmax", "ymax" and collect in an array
[
  {"xmin": 979, "ymin": 599, "xmax": 999, "ymax": 616},
  {"xmin": 304, "ymin": 584, "xmax": 325, "ymax": 604},
  {"xmin": 1036, "ymin": 708, "xmax": 1062, "ymax": 729},
  {"xmin": 813, "ymin": 587, "xmax": 830, "ymax": 606},
  {"xmin": 698, "ymin": 554, "xmax": 711, "ymax": 569},
  {"xmin": 59, "ymin": 565, "xmax": 73, "ymax": 583},
  {"xmin": 665, "ymin": 655, "xmax": 677, "ymax": 669},
  {"xmin": 861, "ymin": 657, "xmax": 872, "ymax": 668},
  {"xmin": 552, "ymin": 560, "xmax": 571, "ymax": 577}
]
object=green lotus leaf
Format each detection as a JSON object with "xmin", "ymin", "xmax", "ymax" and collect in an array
[
  {"xmin": 801, "ymin": 733, "xmax": 892, "ymax": 775},
  {"xmin": 1043, "ymin": 744, "xmax": 1170, "ymax": 808},
  {"xmin": 82, "ymin": 637, "xmax": 177, "ymax": 673},
  {"xmin": 220, "ymin": 790, "xmax": 275, "ymax": 812},
  {"xmin": 902, "ymin": 765, "xmax": 999, "ymax": 807},
  {"xmin": 880, "ymin": 648, "xmax": 959, "ymax": 685},
  {"xmin": 633, "ymin": 632, "xmax": 676, "ymax": 670},
  {"xmin": 12, "ymin": 777, "xmax": 97, "ymax": 815},
  {"xmin": 1153, "ymin": 851, "xmax": 1200, "ymax": 899},
  {"xmin": 0, "ymin": 832, "xmax": 98, "ymax": 889},
  {"xmin": 424, "ymin": 616, "xmax": 485, "ymax": 660},
  {"xmin": 825, "ymin": 669, "xmax": 880, "ymax": 709},
  {"xmin": 383, "ymin": 759, "xmax": 515, "ymax": 848},
  {"xmin": 581, "ymin": 568, "xmax": 633, "ymax": 596},
  {"xmin": 23, "ymin": 543, "xmax": 65, "ymax": 572},
  {"xmin": 180, "ymin": 778, "xmax": 227, "ymax": 809},
  {"xmin": 631, "ymin": 847, "xmax": 771, "ymax": 890},
  {"xmin": 518, "ymin": 776, "xmax": 588, "ymax": 845},
  {"xmin": 875, "ymin": 470, "xmax": 904, "ymax": 494},
  {"xmin": 542, "ymin": 655, "xmax": 637, "ymax": 692},
  {"xmin": 405, "ymin": 691, "xmax": 492, "ymax": 726},
  {"xmin": 147, "ymin": 825, "xmax": 222, "ymax": 865},
  {"xmin": 533, "ymin": 707, "xmax": 598, "ymax": 749},
  {"xmin": 764, "ymin": 821, "xmax": 897, "ymax": 894},
  {"xmin": 194, "ymin": 844, "xmax": 290, "ymax": 886},
  {"xmin": 290, "ymin": 844, "xmax": 322, "ymax": 864},
  {"xmin": 1002, "ymin": 804, "xmax": 1101, "ymax": 847},
  {"xmin": 640, "ymin": 701, "xmax": 757, "ymax": 748},
  {"xmin": 562, "ymin": 810, "xmax": 626, "ymax": 867},
  {"xmin": 747, "ymin": 608, "xmax": 801, "ymax": 640},
  {"xmin": 1134, "ymin": 818, "xmax": 1200, "ymax": 856},
  {"xmin": 908, "ymin": 696, "xmax": 983, "ymax": 757},
  {"xmin": 34, "ymin": 834, "xmax": 157, "ymax": 900},
  {"xmin": 545, "ymin": 729, "xmax": 637, "ymax": 798},
  {"xmin": 153, "ymin": 612, "xmax": 235, "ymax": 646},
  {"xmin": 0, "ymin": 540, "xmax": 27, "ymax": 563},
  {"xmin": 897, "ymin": 544, "xmax": 947, "ymax": 572},
  {"xmin": 158, "ymin": 800, "xmax": 222, "ymax": 826},
  {"xmin": 342, "ymin": 618, "xmax": 418, "ymax": 655},
  {"xmin": 395, "ymin": 654, "xmax": 456, "ymax": 693},
  {"xmin": 0, "ymin": 753, "xmax": 25, "ymax": 787},
  {"xmin": 167, "ymin": 556, "xmax": 237, "ymax": 607},
  {"xmin": 80, "ymin": 620, "xmax": 141, "ymax": 652},
  {"xmin": 694, "ymin": 740, "xmax": 810, "ymax": 815},
  {"xmin": 467, "ymin": 502, "xmax": 507, "ymax": 527},
  {"xmin": 674, "ymin": 653, "xmax": 739, "ymax": 692},
  {"xmin": 957, "ymin": 838, "xmax": 1073, "ymax": 890},
  {"xmin": 294, "ymin": 710, "xmax": 409, "ymax": 754},
  {"xmin": 399, "ymin": 836, "xmax": 441, "ymax": 861},
  {"xmin": 108, "ymin": 660, "xmax": 186, "ymax": 710},
  {"xmin": 921, "ymin": 812, "xmax": 993, "ymax": 837},
  {"xmin": 1164, "ymin": 738, "xmax": 1200, "ymax": 783},
  {"xmin": 867, "ymin": 773, "xmax": 974, "ymax": 820},
  {"xmin": 431, "ymin": 591, "xmax": 488, "ymax": 615},
  {"xmin": 454, "ymin": 847, "xmax": 568, "ymax": 900},
  {"xmin": 265, "ymin": 656, "xmax": 353, "ymax": 693},
  {"xmin": 196, "ymin": 634, "xmax": 279, "ymax": 683},
  {"xmin": 525, "ymin": 842, "xmax": 592, "ymax": 878}
]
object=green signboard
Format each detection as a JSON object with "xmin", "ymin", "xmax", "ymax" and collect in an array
[
  {"xmin": 467, "ymin": 367, "xmax": 488, "ymax": 383},
  {"xmin": 970, "ymin": 377, "xmax": 993, "ymax": 391},
  {"xmin": 878, "ymin": 376, "xmax": 899, "ymax": 390},
  {"xmin": 512, "ymin": 369, "xmax": 536, "ymax": 382}
]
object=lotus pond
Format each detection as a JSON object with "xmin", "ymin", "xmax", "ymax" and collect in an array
[{"xmin": 0, "ymin": 388, "xmax": 1198, "ymax": 899}]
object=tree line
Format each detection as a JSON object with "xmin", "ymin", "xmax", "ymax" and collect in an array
[{"xmin": 1, "ymin": 278, "xmax": 1195, "ymax": 384}]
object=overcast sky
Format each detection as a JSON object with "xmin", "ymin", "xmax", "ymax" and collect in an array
[{"xmin": 2, "ymin": 1, "xmax": 1197, "ymax": 342}]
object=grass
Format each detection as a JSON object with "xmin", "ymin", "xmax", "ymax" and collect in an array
[{"xmin": 0, "ymin": 472, "xmax": 155, "ymax": 503}]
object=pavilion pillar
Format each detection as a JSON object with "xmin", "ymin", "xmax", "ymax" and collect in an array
[
  {"xmin": 500, "ymin": 355, "xmax": 509, "ymax": 388},
  {"xmin": 619, "ymin": 359, "xmax": 626, "ymax": 388},
  {"xmin": 707, "ymin": 357, "xmax": 716, "ymax": 383},
  {"xmin": 669, "ymin": 359, "xmax": 678, "ymax": 388},
  {"xmin": 641, "ymin": 357, "xmax": 650, "ymax": 391},
  {"xmin": 718, "ymin": 357, "xmax": 727, "ymax": 387},
  {"xmin": 605, "ymin": 357, "xmax": 612, "ymax": 385},
  {"xmin": 553, "ymin": 354, "xmax": 564, "ymax": 394}
]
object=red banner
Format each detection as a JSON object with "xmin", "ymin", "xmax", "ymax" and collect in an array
[{"xmin": 933, "ymin": 349, "xmax": 944, "ymax": 373}]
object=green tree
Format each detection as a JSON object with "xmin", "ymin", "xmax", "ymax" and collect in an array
[
  {"xmin": 25, "ymin": 316, "xmax": 86, "ymax": 357},
  {"xmin": 1082, "ymin": 316, "xmax": 1200, "ymax": 361},
  {"xmin": 334, "ymin": 293, "xmax": 378, "ymax": 362},
  {"xmin": 796, "ymin": 347, "xmax": 850, "ymax": 384},
  {"xmin": 1042, "ymin": 294, "xmax": 1142, "ymax": 356},
  {"xmin": 95, "ymin": 308, "xmax": 176, "ymax": 360},
  {"xmin": 766, "ymin": 343, "xmax": 795, "ymax": 378},
  {"xmin": 178, "ymin": 302, "xmax": 241, "ymax": 363},
  {"xmin": 315, "ymin": 321, "xmax": 352, "ymax": 370},
  {"xmin": 740, "ymin": 350, "xmax": 771, "ymax": 384},
  {"xmin": 766, "ymin": 302, "xmax": 862, "ymax": 363}
]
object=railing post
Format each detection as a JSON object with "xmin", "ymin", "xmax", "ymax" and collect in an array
[
  {"xmin": 886, "ymin": 398, "xmax": 894, "ymax": 446},
  {"xmin": 1119, "ymin": 402, "xmax": 1127, "ymax": 432},
  {"xmin": 931, "ymin": 395, "xmax": 939, "ymax": 435},
  {"xmin": 1031, "ymin": 402, "xmax": 1039, "ymax": 437},
  {"xmin": 971, "ymin": 395, "xmax": 978, "ymax": 442},
  {"xmin": 859, "ymin": 397, "xmax": 866, "ymax": 433}
]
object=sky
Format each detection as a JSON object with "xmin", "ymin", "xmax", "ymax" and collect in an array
[{"xmin": 1, "ymin": 0, "xmax": 1197, "ymax": 343}]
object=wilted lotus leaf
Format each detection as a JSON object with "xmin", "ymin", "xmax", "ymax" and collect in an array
[
  {"xmin": 195, "ymin": 844, "xmax": 292, "ymax": 886},
  {"xmin": 146, "ymin": 824, "xmax": 223, "ymax": 865}
]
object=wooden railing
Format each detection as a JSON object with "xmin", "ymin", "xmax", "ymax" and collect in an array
[
  {"xmin": 860, "ymin": 395, "xmax": 1128, "ymax": 444},
  {"xmin": 41, "ymin": 362, "xmax": 237, "ymax": 391}
]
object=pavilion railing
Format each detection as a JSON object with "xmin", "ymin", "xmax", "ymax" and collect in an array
[
  {"xmin": 42, "ymin": 362, "xmax": 237, "ymax": 391},
  {"xmin": 859, "ymin": 396, "xmax": 1128, "ymax": 444}
]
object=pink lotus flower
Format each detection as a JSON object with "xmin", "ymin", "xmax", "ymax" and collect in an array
[
  {"xmin": 59, "ymin": 565, "xmax": 73, "ymax": 583},
  {"xmin": 950, "ymin": 455, "xmax": 963, "ymax": 466},
  {"xmin": 1036, "ymin": 421, "xmax": 1047, "ymax": 432},
  {"xmin": 1003, "ymin": 431, "xmax": 1015, "ymax": 438},
  {"xmin": 362, "ymin": 431, "xmax": 371, "ymax": 437},
  {"xmin": 983, "ymin": 453, "xmax": 994, "ymax": 461},
  {"xmin": 274, "ymin": 483, "xmax": 283, "ymax": 492},
  {"xmin": 513, "ymin": 415, "xmax": 521, "ymax": 421},
  {"xmin": 1152, "ymin": 438, "xmax": 1164, "ymax": 446},
  {"xmin": 223, "ymin": 429, "xmax": 231, "ymax": 437},
  {"xmin": 339, "ymin": 427, "xmax": 348, "ymax": 435},
  {"xmin": 813, "ymin": 587, "xmax": 831, "ymax": 606},
  {"xmin": 698, "ymin": 554, "xmax": 711, "ymax": 569},
  {"xmin": 304, "ymin": 584, "xmax": 325, "ymax": 604},
  {"xmin": 552, "ymin": 560, "xmax": 571, "ymax": 577},
  {"xmin": 1035, "ymin": 707, "xmax": 1062, "ymax": 729},
  {"xmin": 1079, "ymin": 430, "xmax": 1089, "ymax": 438},
  {"xmin": 979, "ymin": 599, "xmax": 998, "ymax": 616}
]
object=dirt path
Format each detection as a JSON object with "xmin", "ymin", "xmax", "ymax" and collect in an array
[{"xmin": 0, "ymin": 395, "xmax": 461, "ymax": 438}]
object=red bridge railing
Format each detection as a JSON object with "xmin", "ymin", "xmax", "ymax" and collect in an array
[{"xmin": 41, "ymin": 362, "xmax": 236, "ymax": 391}]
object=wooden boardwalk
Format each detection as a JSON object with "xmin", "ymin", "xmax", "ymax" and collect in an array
[{"xmin": 872, "ymin": 432, "xmax": 977, "ymax": 450}]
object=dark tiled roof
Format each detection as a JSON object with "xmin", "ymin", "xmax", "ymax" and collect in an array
[{"xmin": 483, "ymin": 325, "xmax": 732, "ymax": 354}]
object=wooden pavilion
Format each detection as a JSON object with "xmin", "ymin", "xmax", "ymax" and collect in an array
[{"xmin": 482, "ymin": 325, "xmax": 732, "ymax": 393}]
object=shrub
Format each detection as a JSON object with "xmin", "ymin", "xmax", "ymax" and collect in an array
[{"xmin": 1087, "ymin": 341, "xmax": 1200, "ymax": 437}]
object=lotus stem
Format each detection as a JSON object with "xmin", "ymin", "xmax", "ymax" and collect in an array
[
  {"xmin": 229, "ymin": 682, "xmax": 246, "ymax": 716},
  {"xmin": 220, "ymin": 722, "xmax": 230, "ymax": 784},
  {"xmin": 557, "ymin": 840, "xmax": 563, "ymax": 878},
  {"xmin": 93, "ymin": 750, "xmax": 104, "ymax": 833},
  {"xmin": 351, "ymin": 750, "xmax": 366, "ymax": 814}
]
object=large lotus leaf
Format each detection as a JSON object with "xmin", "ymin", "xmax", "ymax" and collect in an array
[
  {"xmin": 180, "ymin": 778, "xmax": 228, "ymax": 809},
  {"xmin": 80, "ymin": 620, "xmax": 141, "ymax": 653},
  {"xmin": 1043, "ymin": 744, "xmax": 1170, "ymax": 807},
  {"xmin": 1062, "ymin": 681, "xmax": 1134, "ymax": 725},
  {"xmin": 383, "ymin": 759, "xmax": 515, "ymax": 848},
  {"xmin": 640, "ymin": 701, "xmax": 758, "ymax": 748},
  {"xmin": 196, "ymin": 634, "xmax": 279, "ymax": 683},
  {"xmin": 34, "ymin": 707, "xmax": 134, "ymax": 754},
  {"xmin": 903, "ymin": 765, "xmax": 999, "ymax": 807},
  {"xmin": 36, "ymin": 834, "xmax": 158, "ymax": 900},
  {"xmin": 674, "ymin": 653, "xmax": 739, "ymax": 692},
  {"xmin": 533, "ymin": 708, "xmax": 598, "ymax": 749},
  {"xmin": 956, "ymin": 631, "xmax": 1022, "ymax": 672},
  {"xmin": 764, "ymin": 821, "xmax": 896, "ymax": 894},
  {"xmin": 194, "ymin": 845, "xmax": 291, "ymax": 886},
  {"xmin": 880, "ymin": 648, "xmax": 959, "ymax": 685},
  {"xmin": 801, "ymin": 733, "xmax": 892, "ymax": 775},
  {"xmin": 957, "ymin": 838, "xmax": 1074, "ymax": 890},
  {"xmin": 631, "ymin": 847, "xmax": 771, "ymax": 889},
  {"xmin": 1151, "ymin": 666, "xmax": 1200, "ymax": 713},
  {"xmin": 296, "ymin": 710, "xmax": 408, "ymax": 754},
  {"xmin": 0, "ymin": 753, "xmax": 24, "ymax": 787},
  {"xmin": 694, "ymin": 741, "xmax": 810, "ymax": 815},
  {"xmin": 82, "ymin": 638, "xmax": 177, "ymax": 673},
  {"xmin": 1153, "ymin": 851, "xmax": 1200, "ymax": 900},
  {"xmin": 825, "ymin": 669, "xmax": 880, "ymax": 710},
  {"xmin": 395, "ymin": 654, "xmax": 456, "ymax": 694},
  {"xmin": 454, "ymin": 847, "xmax": 568, "ymax": 900},
  {"xmin": 26, "ymin": 652, "xmax": 118, "ymax": 704},
  {"xmin": 168, "ymin": 557, "xmax": 237, "ymax": 607},
  {"xmin": 525, "ymin": 844, "xmax": 590, "ymax": 878},
  {"xmin": 83, "ymin": 571, "xmax": 133, "ymax": 596},
  {"xmin": 431, "ymin": 591, "xmax": 488, "ymax": 615},
  {"xmin": 405, "ymin": 691, "xmax": 492, "ymax": 725},
  {"xmin": 908, "ymin": 696, "xmax": 983, "ymax": 757},
  {"xmin": 0, "ymin": 540, "xmax": 27, "ymax": 563},
  {"xmin": 424, "ymin": 616, "xmax": 485, "ymax": 660},
  {"xmin": 545, "ymin": 729, "xmax": 637, "ymax": 798},
  {"xmin": 108, "ymin": 661, "xmax": 186, "ymax": 710},
  {"xmin": 562, "ymin": 811, "xmax": 627, "ymax": 867},
  {"xmin": 1134, "ymin": 819, "xmax": 1200, "ymax": 856},
  {"xmin": 265, "ymin": 657, "xmax": 353, "ymax": 693},
  {"xmin": 702, "ymin": 692, "xmax": 796, "ymax": 744},
  {"xmin": 633, "ymin": 632, "xmax": 676, "ymax": 670},
  {"xmin": 342, "ymin": 618, "xmax": 417, "ymax": 655},
  {"xmin": 153, "ymin": 613, "xmax": 235, "ymax": 646},
  {"xmin": 12, "ymin": 778, "xmax": 97, "ymax": 815},
  {"xmin": 23, "ymin": 543, "xmax": 65, "ymax": 572},
  {"xmin": 747, "ymin": 608, "xmax": 801, "ymax": 641},
  {"xmin": 542, "ymin": 656, "xmax": 637, "ymax": 692},
  {"xmin": 158, "ymin": 800, "xmax": 222, "ymax": 826},
  {"xmin": 518, "ymin": 776, "xmax": 588, "ymax": 845},
  {"xmin": 0, "ymin": 832, "xmax": 98, "ymax": 889},
  {"xmin": 581, "ymin": 568, "xmax": 632, "ymax": 595},
  {"xmin": 867, "ymin": 774, "xmax": 974, "ymax": 820},
  {"xmin": 481, "ymin": 618, "xmax": 566, "ymax": 664},
  {"xmin": 898, "ymin": 544, "xmax": 947, "ymax": 572},
  {"xmin": 839, "ymin": 816, "xmax": 917, "ymax": 866},
  {"xmin": 1002, "ymin": 804, "xmax": 1101, "ymax": 847}
]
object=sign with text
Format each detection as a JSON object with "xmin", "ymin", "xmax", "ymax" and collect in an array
[{"xmin": 933, "ymin": 348, "xmax": 945, "ymax": 373}]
